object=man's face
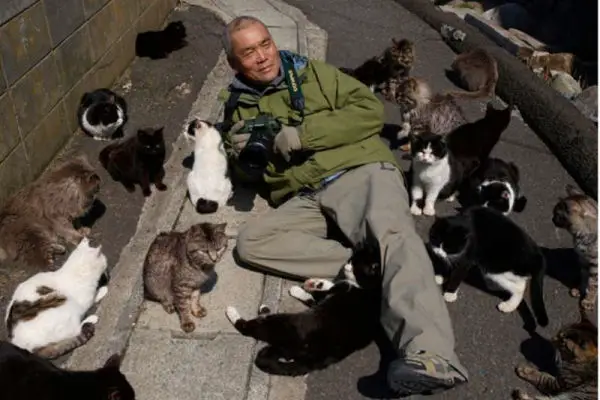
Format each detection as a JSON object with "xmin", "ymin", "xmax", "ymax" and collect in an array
[{"xmin": 229, "ymin": 23, "xmax": 281, "ymax": 84}]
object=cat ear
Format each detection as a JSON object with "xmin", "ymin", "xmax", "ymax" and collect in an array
[
  {"xmin": 103, "ymin": 353, "xmax": 122, "ymax": 369},
  {"xmin": 565, "ymin": 184, "xmax": 583, "ymax": 197},
  {"xmin": 155, "ymin": 127, "xmax": 165, "ymax": 136}
]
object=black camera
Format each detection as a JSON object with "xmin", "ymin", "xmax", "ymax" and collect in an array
[{"xmin": 235, "ymin": 114, "xmax": 282, "ymax": 170}]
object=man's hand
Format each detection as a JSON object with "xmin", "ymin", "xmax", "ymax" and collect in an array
[
  {"xmin": 229, "ymin": 120, "xmax": 249, "ymax": 156},
  {"xmin": 273, "ymin": 125, "xmax": 302, "ymax": 162}
]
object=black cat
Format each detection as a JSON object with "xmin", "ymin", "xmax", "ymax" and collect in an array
[
  {"xmin": 135, "ymin": 21, "xmax": 188, "ymax": 60},
  {"xmin": 77, "ymin": 89, "xmax": 127, "ymax": 140},
  {"xmin": 225, "ymin": 241, "xmax": 382, "ymax": 376},
  {"xmin": 0, "ymin": 341, "xmax": 135, "ymax": 400},
  {"xmin": 99, "ymin": 127, "xmax": 167, "ymax": 197},
  {"xmin": 429, "ymin": 206, "xmax": 548, "ymax": 327}
]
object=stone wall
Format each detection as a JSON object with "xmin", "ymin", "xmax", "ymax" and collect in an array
[{"xmin": 0, "ymin": 0, "xmax": 178, "ymax": 206}]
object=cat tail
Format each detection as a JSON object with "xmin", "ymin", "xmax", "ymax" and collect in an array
[
  {"xmin": 195, "ymin": 198, "xmax": 219, "ymax": 214},
  {"xmin": 254, "ymin": 346, "xmax": 326, "ymax": 377},
  {"xmin": 530, "ymin": 254, "xmax": 549, "ymax": 327}
]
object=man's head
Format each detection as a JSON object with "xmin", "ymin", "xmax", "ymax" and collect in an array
[{"xmin": 223, "ymin": 16, "xmax": 281, "ymax": 84}]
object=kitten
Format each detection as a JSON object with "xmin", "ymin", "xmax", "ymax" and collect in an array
[
  {"xmin": 185, "ymin": 119, "xmax": 232, "ymax": 214},
  {"xmin": 77, "ymin": 88, "xmax": 127, "ymax": 140},
  {"xmin": 430, "ymin": 206, "xmax": 549, "ymax": 326},
  {"xmin": 340, "ymin": 38, "xmax": 415, "ymax": 92},
  {"xmin": 99, "ymin": 127, "xmax": 167, "ymax": 197},
  {"xmin": 512, "ymin": 307, "xmax": 597, "ymax": 400},
  {"xmin": 517, "ymin": 48, "xmax": 576, "ymax": 75},
  {"xmin": 5, "ymin": 237, "xmax": 109, "ymax": 359},
  {"xmin": 225, "ymin": 241, "xmax": 381, "ymax": 376},
  {"xmin": 552, "ymin": 184, "xmax": 598, "ymax": 311},
  {"xmin": 464, "ymin": 157, "xmax": 527, "ymax": 215},
  {"xmin": 135, "ymin": 21, "xmax": 188, "ymax": 60},
  {"xmin": 445, "ymin": 48, "xmax": 498, "ymax": 100},
  {"xmin": 143, "ymin": 222, "xmax": 228, "ymax": 333},
  {"xmin": 0, "ymin": 155, "xmax": 101, "ymax": 269},
  {"xmin": 0, "ymin": 342, "xmax": 135, "ymax": 400}
]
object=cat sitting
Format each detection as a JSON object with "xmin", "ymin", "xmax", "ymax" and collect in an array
[
  {"xmin": 225, "ymin": 241, "xmax": 381, "ymax": 376},
  {"xmin": 135, "ymin": 21, "xmax": 188, "ymax": 60},
  {"xmin": 553, "ymin": 184, "xmax": 598, "ymax": 311},
  {"xmin": 512, "ymin": 307, "xmax": 597, "ymax": 400},
  {"xmin": 77, "ymin": 88, "xmax": 127, "ymax": 140},
  {"xmin": 340, "ymin": 38, "xmax": 415, "ymax": 92},
  {"xmin": 0, "ymin": 155, "xmax": 101, "ymax": 269},
  {"xmin": 100, "ymin": 127, "xmax": 167, "ymax": 197},
  {"xmin": 5, "ymin": 237, "xmax": 109, "ymax": 359},
  {"xmin": 143, "ymin": 222, "xmax": 228, "ymax": 333},
  {"xmin": 185, "ymin": 119, "xmax": 232, "ymax": 214},
  {"xmin": 429, "ymin": 206, "xmax": 548, "ymax": 327},
  {"xmin": 0, "ymin": 341, "xmax": 135, "ymax": 400}
]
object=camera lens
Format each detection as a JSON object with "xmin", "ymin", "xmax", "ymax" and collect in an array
[{"xmin": 239, "ymin": 143, "xmax": 269, "ymax": 170}]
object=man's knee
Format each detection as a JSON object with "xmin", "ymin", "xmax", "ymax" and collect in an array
[{"xmin": 235, "ymin": 221, "xmax": 266, "ymax": 264}]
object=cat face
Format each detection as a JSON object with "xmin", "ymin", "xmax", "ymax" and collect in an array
[
  {"xmin": 55, "ymin": 155, "xmax": 102, "ymax": 200},
  {"xmin": 165, "ymin": 21, "xmax": 187, "ymax": 41},
  {"xmin": 186, "ymin": 119, "xmax": 214, "ymax": 139},
  {"xmin": 92, "ymin": 102, "xmax": 120, "ymax": 125},
  {"xmin": 100, "ymin": 354, "xmax": 136, "ymax": 400},
  {"xmin": 553, "ymin": 310, "xmax": 598, "ymax": 364},
  {"xmin": 349, "ymin": 241, "xmax": 382, "ymax": 290},
  {"xmin": 478, "ymin": 181, "xmax": 514, "ymax": 214},
  {"xmin": 185, "ymin": 222, "xmax": 228, "ymax": 267},
  {"xmin": 409, "ymin": 132, "xmax": 447, "ymax": 164},
  {"xmin": 384, "ymin": 38, "xmax": 415, "ymax": 76},
  {"xmin": 137, "ymin": 128, "xmax": 165, "ymax": 155},
  {"xmin": 429, "ymin": 215, "xmax": 470, "ymax": 255},
  {"xmin": 552, "ymin": 184, "xmax": 598, "ymax": 231}
]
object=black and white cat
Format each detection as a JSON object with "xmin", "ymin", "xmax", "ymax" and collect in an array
[
  {"xmin": 185, "ymin": 119, "xmax": 232, "ymax": 214},
  {"xmin": 77, "ymin": 89, "xmax": 127, "ymax": 140},
  {"xmin": 463, "ymin": 158, "xmax": 527, "ymax": 215},
  {"xmin": 224, "ymin": 242, "xmax": 381, "ymax": 376},
  {"xmin": 429, "ymin": 206, "xmax": 548, "ymax": 327}
]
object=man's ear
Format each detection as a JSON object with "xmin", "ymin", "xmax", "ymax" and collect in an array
[{"xmin": 227, "ymin": 55, "xmax": 239, "ymax": 73}]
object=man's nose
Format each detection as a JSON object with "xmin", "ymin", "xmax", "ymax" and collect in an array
[{"xmin": 256, "ymin": 48, "xmax": 267, "ymax": 62}]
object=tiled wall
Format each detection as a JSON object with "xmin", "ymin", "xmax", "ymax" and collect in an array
[{"xmin": 0, "ymin": 0, "xmax": 178, "ymax": 206}]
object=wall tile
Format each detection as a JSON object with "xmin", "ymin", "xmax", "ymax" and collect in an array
[
  {"xmin": 55, "ymin": 24, "xmax": 94, "ymax": 90},
  {"xmin": 43, "ymin": 0, "xmax": 86, "ymax": 46},
  {"xmin": 0, "ymin": 143, "xmax": 31, "ymax": 207},
  {"xmin": 0, "ymin": 93, "xmax": 21, "ymax": 162}
]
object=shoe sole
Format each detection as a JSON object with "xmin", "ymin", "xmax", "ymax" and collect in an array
[{"xmin": 388, "ymin": 362, "xmax": 463, "ymax": 396}]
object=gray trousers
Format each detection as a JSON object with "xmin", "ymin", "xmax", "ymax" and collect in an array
[{"xmin": 236, "ymin": 162, "xmax": 467, "ymax": 376}]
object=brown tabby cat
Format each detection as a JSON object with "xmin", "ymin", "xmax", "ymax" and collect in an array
[
  {"xmin": 512, "ymin": 307, "xmax": 597, "ymax": 400},
  {"xmin": 143, "ymin": 222, "xmax": 228, "ymax": 333},
  {"xmin": 445, "ymin": 48, "xmax": 498, "ymax": 100},
  {"xmin": 0, "ymin": 155, "xmax": 101, "ymax": 269},
  {"xmin": 552, "ymin": 184, "xmax": 598, "ymax": 310}
]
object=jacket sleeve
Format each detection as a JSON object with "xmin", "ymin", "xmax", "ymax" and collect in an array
[{"xmin": 298, "ymin": 67, "xmax": 385, "ymax": 151}]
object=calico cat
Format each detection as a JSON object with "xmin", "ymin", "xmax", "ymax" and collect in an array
[
  {"xmin": 463, "ymin": 157, "xmax": 527, "ymax": 215},
  {"xmin": 340, "ymin": 38, "xmax": 415, "ymax": 92},
  {"xmin": 99, "ymin": 127, "xmax": 167, "ymax": 197},
  {"xmin": 552, "ymin": 184, "xmax": 598, "ymax": 311},
  {"xmin": 5, "ymin": 237, "xmax": 109, "ymax": 359},
  {"xmin": 225, "ymin": 241, "xmax": 381, "ymax": 376},
  {"xmin": 0, "ymin": 155, "xmax": 101, "ymax": 269},
  {"xmin": 430, "ymin": 206, "xmax": 549, "ymax": 326},
  {"xmin": 77, "ymin": 89, "xmax": 127, "ymax": 140},
  {"xmin": 185, "ymin": 119, "xmax": 232, "ymax": 214},
  {"xmin": 512, "ymin": 307, "xmax": 597, "ymax": 400},
  {"xmin": 445, "ymin": 48, "xmax": 498, "ymax": 100},
  {"xmin": 0, "ymin": 342, "xmax": 135, "ymax": 400},
  {"xmin": 143, "ymin": 222, "xmax": 228, "ymax": 333},
  {"xmin": 135, "ymin": 21, "xmax": 188, "ymax": 59}
]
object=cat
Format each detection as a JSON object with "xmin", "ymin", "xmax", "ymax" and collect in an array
[
  {"xmin": 0, "ymin": 341, "xmax": 135, "ymax": 400},
  {"xmin": 512, "ymin": 307, "xmax": 597, "ymax": 400},
  {"xmin": 135, "ymin": 21, "xmax": 188, "ymax": 60},
  {"xmin": 0, "ymin": 155, "xmax": 101, "ymax": 269},
  {"xmin": 340, "ymin": 38, "xmax": 415, "ymax": 92},
  {"xmin": 552, "ymin": 184, "xmax": 598, "ymax": 311},
  {"xmin": 517, "ymin": 48, "xmax": 576, "ymax": 75},
  {"xmin": 445, "ymin": 48, "xmax": 498, "ymax": 100},
  {"xmin": 185, "ymin": 119, "xmax": 232, "ymax": 214},
  {"xmin": 99, "ymin": 127, "xmax": 167, "ymax": 197},
  {"xmin": 224, "ymin": 240, "xmax": 381, "ymax": 376},
  {"xmin": 143, "ymin": 222, "xmax": 228, "ymax": 333},
  {"xmin": 77, "ymin": 88, "xmax": 127, "ymax": 140},
  {"xmin": 463, "ymin": 157, "xmax": 527, "ymax": 215},
  {"xmin": 5, "ymin": 237, "xmax": 109, "ymax": 359},
  {"xmin": 429, "ymin": 206, "xmax": 549, "ymax": 327}
]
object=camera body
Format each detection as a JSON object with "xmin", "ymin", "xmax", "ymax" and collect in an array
[{"xmin": 235, "ymin": 114, "xmax": 282, "ymax": 170}]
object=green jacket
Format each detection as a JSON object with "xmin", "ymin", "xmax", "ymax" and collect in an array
[{"xmin": 219, "ymin": 51, "xmax": 398, "ymax": 205}]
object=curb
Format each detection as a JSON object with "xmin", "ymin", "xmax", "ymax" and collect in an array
[{"xmin": 392, "ymin": 0, "xmax": 598, "ymax": 198}]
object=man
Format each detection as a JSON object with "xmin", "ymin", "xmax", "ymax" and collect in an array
[{"xmin": 218, "ymin": 16, "xmax": 468, "ymax": 396}]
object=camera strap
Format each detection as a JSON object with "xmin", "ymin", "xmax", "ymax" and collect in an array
[{"xmin": 281, "ymin": 53, "xmax": 305, "ymax": 126}]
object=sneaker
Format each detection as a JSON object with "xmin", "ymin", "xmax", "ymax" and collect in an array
[{"xmin": 387, "ymin": 351, "xmax": 468, "ymax": 396}]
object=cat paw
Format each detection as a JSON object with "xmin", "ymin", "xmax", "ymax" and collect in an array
[
  {"xmin": 78, "ymin": 227, "xmax": 91, "ymax": 237},
  {"xmin": 570, "ymin": 287, "xmax": 581, "ymax": 298},
  {"xmin": 225, "ymin": 306, "xmax": 241, "ymax": 324},
  {"xmin": 410, "ymin": 204, "xmax": 422, "ymax": 215},
  {"xmin": 258, "ymin": 304, "xmax": 271, "ymax": 315},
  {"xmin": 435, "ymin": 275, "xmax": 444, "ymax": 285},
  {"xmin": 423, "ymin": 205, "xmax": 436, "ymax": 216},
  {"xmin": 192, "ymin": 305, "xmax": 207, "ymax": 318},
  {"xmin": 155, "ymin": 182, "xmax": 167, "ymax": 191},
  {"xmin": 81, "ymin": 322, "xmax": 96, "ymax": 340},
  {"xmin": 142, "ymin": 189, "xmax": 152, "ymax": 197},
  {"xmin": 515, "ymin": 364, "xmax": 537, "ymax": 380},
  {"xmin": 181, "ymin": 321, "xmax": 196, "ymax": 333},
  {"xmin": 81, "ymin": 314, "xmax": 99, "ymax": 325},
  {"xmin": 303, "ymin": 278, "xmax": 334, "ymax": 292},
  {"xmin": 511, "ymin": 389, "xmax": 532, "ymax": 400},
  {"xmin": 497, "ymin": 301, "xmax": 519, "ymax": 313},
  {"xmin": 289, "ymin": 285, "xmax": 314, "ymax": 304},
  {"xmin": 443, "ymin": 292, "xmax": 458, "ymax": 302},
  {"xmin": 50, "ymin": 243, "xmax": 67, "ymax": 254},
  {"xmin": 94, "ymin": 286, "xmax": 108, "ymax": 303},
  {"xmin": 162, "ymin": 303, "xmax": 176, "ymax": 314}
]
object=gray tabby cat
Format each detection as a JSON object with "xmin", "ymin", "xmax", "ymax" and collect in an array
[
  {"xmin": 552, "ymin": 184, "xmax": 598, "ymax": 311},
  {"xmin": 143, "ymin": 222, "xmax": 228, "ymax": 333},
  {"xmin": 512, "ymin": 307, "xmax": 597, "ymax": 400}
]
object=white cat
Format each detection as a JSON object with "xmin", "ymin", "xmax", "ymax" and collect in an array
[
  {"xmin": 185, "ymin": 119, "xmax": 232, "ymax": 214},
  {"xmin": 5, "ymin": 237, "xmax": 109, "ymax": 359}
]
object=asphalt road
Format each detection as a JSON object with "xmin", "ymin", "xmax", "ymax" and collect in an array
[{"xmin": 282, "ymin": 0, "xmax": 595, "ymax": 399}]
